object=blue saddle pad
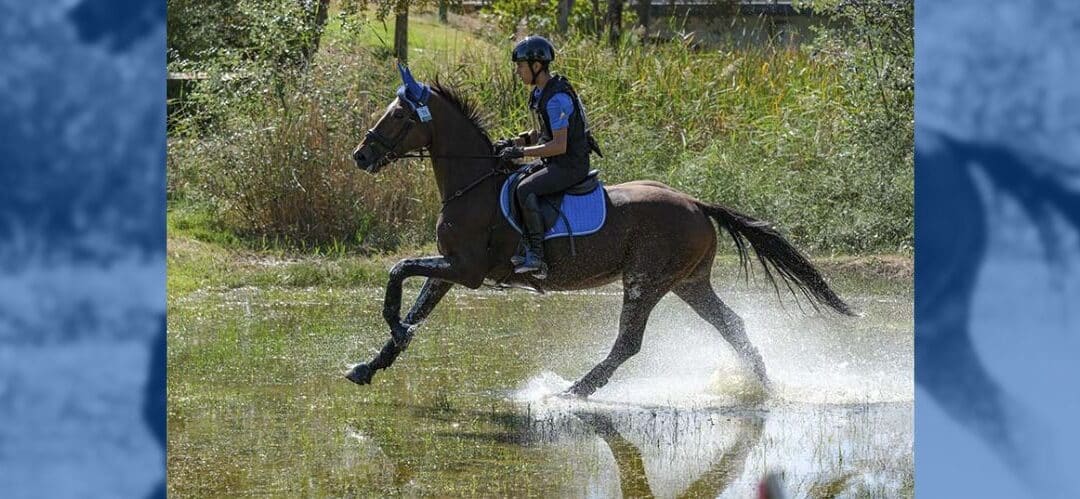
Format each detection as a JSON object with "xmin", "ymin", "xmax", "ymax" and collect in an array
[{"xmin": 499, "ymin": 172, "xmax": 607, "ymax": 240}]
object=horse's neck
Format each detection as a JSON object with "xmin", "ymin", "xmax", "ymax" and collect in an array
[{"xmin": 429, "ymin": 107, "xmax": 501, "ymax": 209}]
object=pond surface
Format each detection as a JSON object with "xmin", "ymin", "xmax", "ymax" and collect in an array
[{"xmin": 169, "ymin": 267, "xmax": 912, "ymax": 497}]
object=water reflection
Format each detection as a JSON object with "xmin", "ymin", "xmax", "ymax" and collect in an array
[
  {"xmin": 573, "ymin": 409, "xmax": 763, "ymax": 498},
  {"xmin": 364, "ymin": 391, "xmax": 910, "ymax": 497},
  {"xmin": 513, "ymin": 397, "xmax": 911, "ymax": 498}
]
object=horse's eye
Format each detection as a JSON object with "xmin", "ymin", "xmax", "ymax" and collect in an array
[{"xmin": 392, "ymin": 109, "xmax": 406, "ymax": 119}]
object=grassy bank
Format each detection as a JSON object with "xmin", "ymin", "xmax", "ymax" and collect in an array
[
  {"xmin": 168, "ymin": 215, "xmax": 911, "ymax": 306},
  {"xmin": 168, "ymin": 7, "xmax": 911, "ymax": 256}
]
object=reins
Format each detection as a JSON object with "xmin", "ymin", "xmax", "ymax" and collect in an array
[
  {"xmin": 366, "ymin": 131, "xmax": 515, "ymax": 206},
  {"xmin": 439, "ymin": 162, "xmax": 516, "ymax": 205}
]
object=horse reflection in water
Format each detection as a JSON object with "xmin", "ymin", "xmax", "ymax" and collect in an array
[
  {"xmin": 499, "ymin": 402, "xmax": 909, "ymax": 497},
  {"xmin": 571, "ymin": 410, "xmax": 763, "ymax": 498},
  {"xmin": 916, "ymin": 128, "xmax": 1080, "ymax": 492}
]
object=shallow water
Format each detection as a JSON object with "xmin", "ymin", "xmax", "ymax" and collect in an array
[
  {"xmin": 514, "ymin": 373, "xmax": 911, "ymax": 498},
  {"xmin": 168, "ymin": 268, "xmax": 912, "ymax": 496}
]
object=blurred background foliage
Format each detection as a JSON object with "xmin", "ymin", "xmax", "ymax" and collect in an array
[{"xmin": 166, "ymin": 0, "xmax": 911, "ymax": 255}]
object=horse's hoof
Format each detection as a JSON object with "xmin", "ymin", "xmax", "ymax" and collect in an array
[
  {"xmin": 390, "ymin": 323, "xmax": 418, "ymax": 349},
  {"xmin": 759, "ymin": 378, "xmax": 776, "ymax": 399},
  {"xmin": 556, "ymin": 390, "xmax": 585, "ymax": 401},
  {"xmin": 566, "ymin": 382, "xmax": 596, "ymax": 398},
  {"xmin": 345, "ymin": 363, "xmax": 375, "ymax": 385}
]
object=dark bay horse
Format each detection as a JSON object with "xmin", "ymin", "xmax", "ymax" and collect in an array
[{"xmin": 348, "ymin": 77, "xmax": 853, "ymax": 397}]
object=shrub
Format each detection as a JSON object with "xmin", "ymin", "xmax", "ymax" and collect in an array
[{"xmin": 169, "ymin": 44, "xmax": 439, "ymax": 250}]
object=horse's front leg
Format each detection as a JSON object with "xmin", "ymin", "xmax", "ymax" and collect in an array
[
  {"xmin": 347, "ymin": 256, "xmax": 476, "ymax": 385},
  {"xmin": 346, "ymin": 276, "xmax": 454, "ymax": 385},
  {"xmin": 381, "ymin": 257, "xmax": 458, "ymax": 346}
]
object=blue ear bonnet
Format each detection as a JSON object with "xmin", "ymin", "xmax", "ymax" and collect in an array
[{"xmin": 396, "ymin": 62, "xmax": 430, "ymax": 113}]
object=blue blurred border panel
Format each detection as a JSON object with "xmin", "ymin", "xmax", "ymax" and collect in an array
[
  {"xmin": 916, "ymin": 1, "xmax": 1080, "ymax": 497},
  {"xmin": 0, "ymin": 1, "xmax": 166, "ymax": 498}
]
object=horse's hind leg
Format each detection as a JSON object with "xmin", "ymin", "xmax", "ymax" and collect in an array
[
  {"xmin": 673, "ymin": 278, "xmax": 772, "ymax": 394},
  {"xmin": 568, "ymin": 276, "xmax": 669, "ymax": 397}
]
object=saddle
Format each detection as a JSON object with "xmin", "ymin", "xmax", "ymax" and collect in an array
[{"xmin": 508, "ymin": 169, "xmax": 601, "ymax": 233}]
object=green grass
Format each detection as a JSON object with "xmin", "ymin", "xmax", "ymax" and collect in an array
[
  {"xmin": 167, "ymin": 204, "xmax": 438, "ymax": 301},
  {"xmin": 348, "ymin": 12, "xmax": 494, "ymax": 57}
]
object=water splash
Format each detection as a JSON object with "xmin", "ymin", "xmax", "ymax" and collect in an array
[
  {"xmin": 509, "ymin": 370, "xmax": 911, "ymax": 498},
  {"xmin": 515, "ymin": 370, "xmax": 573, "ymax": 403},
  {"xmin": 515, "ymin": 288, "xmax": 912, "ymax": 409},
  {"xmin": 502, "ymin": 286, "xmax": 913, "ymax": 496}
]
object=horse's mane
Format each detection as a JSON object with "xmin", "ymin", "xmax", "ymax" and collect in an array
[{"xmin": 430, "ymin": 80, "xmax": 493, "ymax": 147}]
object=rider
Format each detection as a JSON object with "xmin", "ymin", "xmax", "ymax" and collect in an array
[{"xmin": 495, "ymin": 35, "xmax": 601, "ymax": 279}]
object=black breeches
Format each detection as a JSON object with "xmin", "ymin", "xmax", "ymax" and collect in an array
[{"xmin": 515, "ymin": 163, "xmax": 588, "ymax": 207}]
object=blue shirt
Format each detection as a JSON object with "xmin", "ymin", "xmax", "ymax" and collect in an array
[{"xmin": 532, "ymin": 88, "xmax": 574, "ymax": 130}]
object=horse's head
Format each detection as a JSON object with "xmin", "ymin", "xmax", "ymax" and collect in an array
[{"xmin": 353, "ymin": 63, "xmax": 435, "ymax": 173}]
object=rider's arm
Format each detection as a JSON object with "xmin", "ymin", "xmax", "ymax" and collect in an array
[
  {"xmin": 523, "ymin": 129, "xmax": 567, "ymax": 157},
  {"xmin": 514, "ymin": 130, "xmax": 538, "ymax": 147}
]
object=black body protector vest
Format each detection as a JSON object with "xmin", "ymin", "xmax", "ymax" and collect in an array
[{"xmin": 528, "ymin": 74, "xmax": 602, "ymax": 172}]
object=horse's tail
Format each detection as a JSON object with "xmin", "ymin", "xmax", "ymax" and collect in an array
[{"xmin": 698, "ymin": 202, "xmax": 856, "ymax": 316}]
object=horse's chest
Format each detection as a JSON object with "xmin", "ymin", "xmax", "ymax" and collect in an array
[{"xmin": 435, "ymin": 219, "xmax": 484, "ymax": 253}]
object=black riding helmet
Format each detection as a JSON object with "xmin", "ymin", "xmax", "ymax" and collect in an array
[
  {"xmin": 512, "ymin": 36, "xmax": 555, "ymax": 85},
  {"xmin": 512, "ymin": 35, "xmax": 555, "ymax": 64}
]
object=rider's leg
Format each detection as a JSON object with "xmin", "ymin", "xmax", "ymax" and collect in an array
[
  {"xmin": 517, "ymin": 192, "xmax": 547, "ymax": 277},
  {"xmin": 514, "ymin": 165, "xmax": 588, "ymax": 277}
]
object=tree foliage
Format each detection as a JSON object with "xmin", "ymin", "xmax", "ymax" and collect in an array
[
  {"xmin": 167, "ymin": 0, "xmax": 330, "ymax": 66},
  {"xmin": 802, "ymin": 0, "xmax": 914, "ymax": 249}
]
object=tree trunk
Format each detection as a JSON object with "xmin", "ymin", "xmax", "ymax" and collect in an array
[
  {"xmin": 438, "ymin": 0, "xmax": 448, "ymax": 23},
  {"xmin": 558, "ymin": 0, "xmax": 574, "ymax": 34},
  {"xmin": 607, "ymin": 0, "xmax": 622, "ymax": 47},
  {"xmin": 394, "ymin": 6, "xmax": 408, "ymax": 63},
  {"xmin": 592, "ymin": 0, "xmax": 601, "ymax": 38},
  {"xmin": 302, "ymin": 0, "xmax": 332, "ymax": 63},
  {"xmin": 636, "ymin": 0, "xmax": 650, "ymax": 31}
]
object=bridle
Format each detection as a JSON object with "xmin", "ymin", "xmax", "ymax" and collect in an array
[
  {"xmin": 362, "ymin": 116, "xmax": 418, "ymax": 165},
  {"xmin": 362, "ymin": 112, "xmax": 516, "ymax": 206}
]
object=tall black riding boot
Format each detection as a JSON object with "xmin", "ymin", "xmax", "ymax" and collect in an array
[{"xmin": 515, "ymin": 193, "xmax": 548, "ymax": 279}]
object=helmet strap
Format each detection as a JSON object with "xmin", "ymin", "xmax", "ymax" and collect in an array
[{"xmin": 529, "ymin": 61, "xmax": 548, "ymax": 86}]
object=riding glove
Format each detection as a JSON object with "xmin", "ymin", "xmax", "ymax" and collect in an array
[
  {"xmin": 498, "ymin": 146, "xmax": 525, "ymax": 161},
  {"xmin": 493, "ymin": 138, "xmax": 515, "ymax": 154}
]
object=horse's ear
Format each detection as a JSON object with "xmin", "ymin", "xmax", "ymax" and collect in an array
[
  {"xmin": 397, "ymin": 61, "xmax": 429, "ymax": 107},
  {"xmin": 397, "ymin": 61, "xmax": 417, "ymax": 89}
]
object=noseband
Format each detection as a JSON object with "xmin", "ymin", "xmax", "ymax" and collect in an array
[{"xmin": 364, "ymin": 117, "xmax": 417, "ymax": 165}]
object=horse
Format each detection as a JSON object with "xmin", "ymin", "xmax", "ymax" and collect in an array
[
  {"xmin": 916, "ymin": 127, "xmax": 1080, "ymax": 492},
  {"xmin": 346, "ymin": 67, "xmax": 854, "ymax": 398}
]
